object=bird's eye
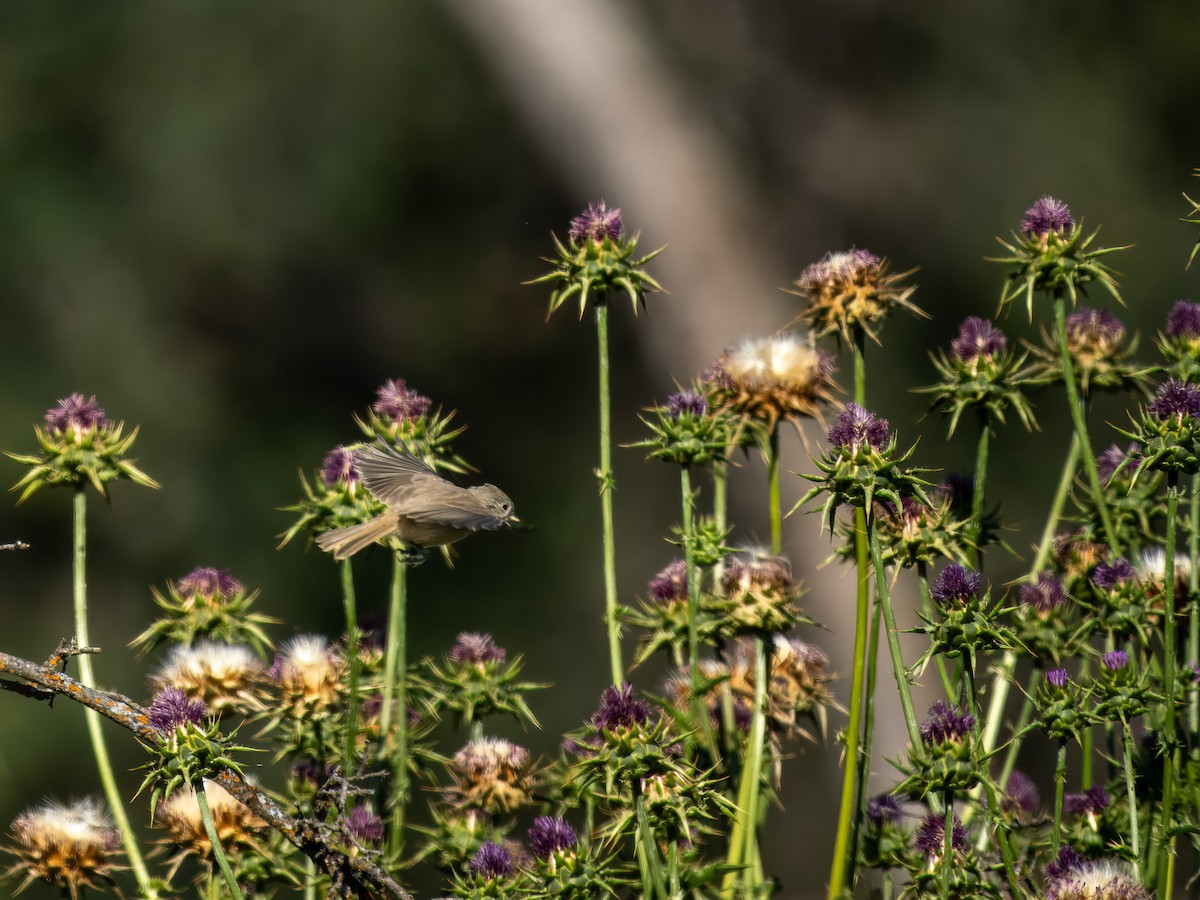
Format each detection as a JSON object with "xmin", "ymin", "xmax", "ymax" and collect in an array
[{"xmin": 501, "ymin": 502, "xmax": 511, "ymax": 513}]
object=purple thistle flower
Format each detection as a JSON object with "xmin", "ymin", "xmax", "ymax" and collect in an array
[
  {"xmin": 648, "ymin": 559, "xmax": 688, "ymax": 604},
  {"xmin": 1046, "ymin": 668, "xmax": 1069, "ymax": 688},
  {"xmin": 321, "ymin": 445, "xmax": 360, "ymax": 488},
  {"xmin": 44, "ymin": 393, "xmax": 107, "ymax": 436},
  {"xmin": 1096, "ymin": 444, "xmax": 1137, "ymax": 485},
  {"xmin": 912, "ymin": 813, "xmax": 967, "ymax": 860},
  {"xmin": 1063, "ymin": 785, "xmax": 1110, "ymax": 817},
  {"xmin": 175, "ymin": 566, "xmax": 244, "ymax": 599},
  {"xmin": 568, "ymin": 200, "xmax": 623, "ymax": 244},
  {"xmin": 1003, "ymin": 770, "xmax": 1040, "ymax": 817},
  {"xmin": 1148, "ymin": 378, "xmax": 1200, "ymax": 420},
  {"xmin": 1021, "ymin": 196, "xmax": 1074, "ymax": 237},
  {"xmin": 148, "ymin": 686, "xmax": 207, "ymax": 732},
  {"xmin": 528, "ymin": 816, "xmax": 577, "ymax": 858},
  {"xmin": 371, "ymin": 378, "xmax": 432, "ymax": 424},
  {"xmin": 828, "ymin": 403, "xmax": 889, "ymax": 452},
  {"xmin": 930, "ymin": 564, "xmax": 981, "ymax": 607},
  {"xmin": 1019, "ymin": 573, "xmax": 1067, "ymax": 616},
  {"xmin": 919, "ymin": 700, "xmax": 975, "ymax": 745},
  {"xmin": 1102, "ymin": 650, "xmax": 1129, "ymax": 671},
  {"xmin": 866, "ymin": 794, "xmax": 903, "ymax": 826},
  {"xmin": 592, "ymin": 683, "xmax": 651, "ymax": 732},
  {"xmin": 470, "ymin": 841, "xmax": 513, "ymax": 879},
  {"xmin": 1192, "ymin": 661, "xmax": 1200, "ymax": 684},
  {"xmin": 937, "ymin": 472, "xmax": 975, "ymax": 511},
  {"xmin": 449, "ymin": 632, "xmax": 506, "ymax": 665},
  {"xmin": 1092, "ymin": 557, "xmax": 1134, "ymax": 590},
  {"xmin": 950, "ymin": 317, "xmax": 1007, "ymax": 363},
  {"xmin": 1065, "ymin": 307, "xmax": 1125, "ymax": 345},
  {"xmin": 345, "ymin": 806, "xmax": 384, "ymax": 847},
  {"xmin": 1166, "ymin": 300, "xmax": 1200, "ymax": 340},
  {"xmin": 666, "ymin": 389, "xmax": 707, "ymax": 418}
]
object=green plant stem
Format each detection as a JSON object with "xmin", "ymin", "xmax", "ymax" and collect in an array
[
  {"xmin": 680, "ymin": 466, "xmax": 714, "ymax": 756},
  {"xmin": 71, "ymin": 488, "xmax": 156, "ymax": 899},
  {"xmin": 380, "ymin": 554, "xmax": 409, "ymax": 857},
  {"xmin": 850, "ymin": 592, "xmax": 882, "ymax": 889},
  {"xmin": 917, "ymin": 563, "xmax": 955, "ymax": 700},
  {"xmin": 197, "ymin": 780, "xmax": 248, "ymax": 900},
  {"xmin": 869, "ymin": 525, "xmax": 922, "ymax": 748},
  {"xmin": 596, "ymin": 301, "xmax": 623, "ymax": 685},
  {"xmin": 980, "ymin": 779, "xmax": 1022, "ymax": 896},
  {"xmin": 1157, "ymin": 483, "xmax": 1180, "ymax": 900},
  {"xmin": 1053, "ymin": 298, "xmax": 1119, "ymax": 553},
  {"xmin": 636, "ymin": 790, "xmax": 668, "ymax": 899},
  {"xmin": 826, "ymin": 509, "xmax": 872, "ymax": 900},
  {"xmin": 1121, "ymin": 716, "xmax": 1142, "ymax": 881},
  {"xmin": 1189, "ymin": 475, "xmax": 1199, "ymax": 748},
  {"xmin": 724, "ymin": 637, "xmax": 769, "ymax": 895},
  {"xmin": 971, "ymin": 683, "xmax": 1034, "ymax": 845},
  {"xmin": 303, "ymin": 857, "xmax": 316, "ymax": 900},
  {"xmin": 971, "ymin": 416, "xmax": 991, "ymax": 569},
  {"xmin": 1052, "ymin": 740, "xmax": 1067, "ymax": 853},
  {"xmin": 341, "ymin": 559, "xmax": 361, "ymax": 776},
  {"xmin": 969, "ymin": 431, "xmax": 1080, "ymax": 830},
  {"xmin": 713, "ymin": 461, "xmax": 728, "ymax": 587},
  {"xmin": 767, "ymin": 427, "xmax": 782, "ymax": 556}
]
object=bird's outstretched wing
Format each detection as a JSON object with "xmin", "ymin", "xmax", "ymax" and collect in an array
[
  {"xmin": 355, "ymin": 443, "xmax": 444, "ymax": 506},
  {"xmin": 401, "ymin": 498, "xmax": 507, "ymax": 531}
]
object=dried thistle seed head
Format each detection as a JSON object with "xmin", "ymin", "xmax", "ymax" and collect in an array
[
  {"xmin": 789, "ymin": 248, "xmax": 922, "ymax": 344},
  {"xmin": 152, "ymin": 641, "xmax": 265, "ymax": 712},
  {"xmin": 269, "ymin": 635, "xmax": 342, "ymax": 717},
  {"xmin": 450, "ymin": 738, "xmax": 533, "ymax": 814},
  {"xmin": 711, "ymin": 334, "xmax": 837, "ymax": 432},
  {"xmin": 156, "ymin": 780, "xmax": 264, "ymax": 864},
  {"xmin": 5, "ymin": 798, "xmax": 122, "ymax": 900},
  {"xmin": 1043, "ymin": 850, "xmax": 1149, "ymax": 900}
]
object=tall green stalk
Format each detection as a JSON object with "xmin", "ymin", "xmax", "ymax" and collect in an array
[
  {"xmin": 72, "ymin": 488, "xmax": 156, "ymax": 899},
  {"xmin": 380, "ymin": 554, "xmax": 409, "ymax": 856},
  {"xmin": 869, "ymin": 527, "xmax": 922, "ymax": 749},
  {"xmin": 1121, "ymin": 715, "xmax": 1142, "ymax": 881},
  {"xmin": 971, "ymin": 416, "xmax": 992, "ymax": 570},
  {"xmin": 196, "ymin": 781, "xmax": 247, "ymax": 900},
  {"xmin": 723, "ymin": 637, "xmax": 769, "ymax": 896},
  {"xmin": 1156, "ymin": 482, "xmax": 1181, "ymax": 900},
  {"xmin": 340, "ymin": 559, "xmax": 361, "ymax": 776},
  {"xmin": 767, "ymin": 427, "xmax": 782, "ymax": 556},
  {"xmin": 826, "ymin": 510, "xmax": 871, "ymax": 900},
  {"xmin": 596, "ymin": 302, "xmax": 623, "ymax": 685},
  {"xmin": 850, "ymin": 595, "xmax": 882, "ymax": 890},
  {"xmin": 713, "ymin": 461, "xmax": 728, "ymax": 586},
  {"xmin": 827, "ymin": 328, "xmax": 873, "ymax": 900},
  {"xmin": 1051, "ymin": 740, "xmax": 1067, "ymax": 853}
]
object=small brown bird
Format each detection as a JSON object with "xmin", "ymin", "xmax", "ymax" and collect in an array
[{"xmin": 315, "ymin": 444, "xmax": 520, "ymax": 560}]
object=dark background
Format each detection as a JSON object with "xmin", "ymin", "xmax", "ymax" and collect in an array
[{"xmin": 0, "ymin": 3, "xmax": 1195, "ymax": 897}]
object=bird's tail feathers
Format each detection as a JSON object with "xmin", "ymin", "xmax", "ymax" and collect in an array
[{"xmin": 314, "ymin": 515, "xmax": 398, "ymax": 560}]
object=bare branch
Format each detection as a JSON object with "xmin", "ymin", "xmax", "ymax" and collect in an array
[{"xmin": 0, "ymin": 646, "xmax": 411, "ymax": 900}]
